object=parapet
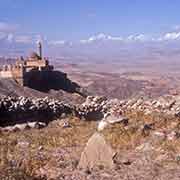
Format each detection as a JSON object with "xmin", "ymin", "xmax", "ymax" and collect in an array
[{"xmin": 0, "ymin": 64, "xmax": 24, "ymax": 72}]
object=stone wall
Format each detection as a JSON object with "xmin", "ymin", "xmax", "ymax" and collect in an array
[
  {"xmin": 0, "ymin": 65, "xmax": 25, "ymax": 86},
  {"xmin": 0, "ymin": 70, "xmax": 13, "ymax": 78},
  {"xmin": 0, "ymin": 53, "xmax": 53, "ymax": 86},
  {"xmin": 0, "ymin": 96, "xmax": 74, "ymax": 126},
  {"xmin": 25, "ymin": 59, "xmax": 48, "ymax": 71},
  {"xmin": 11, "ymin": 67, "xmax": 25, "ymax": 85}
]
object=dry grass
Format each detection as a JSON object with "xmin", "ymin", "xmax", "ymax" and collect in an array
[
  {"xmin": 1, "ymin": 111, "xmax": 180, "ymax": 179},
  {"xmin": 0, "ymin": 117, "xmax": 97, "ymax": 179}
]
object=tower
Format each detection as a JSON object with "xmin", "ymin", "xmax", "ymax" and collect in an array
[{"xmin": 38, "ymin": 41, "xmax": 42, "ymax": 59}]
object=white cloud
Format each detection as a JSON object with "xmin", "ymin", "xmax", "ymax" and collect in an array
[
  {"xmin": 0, "ymin": 22, "xmax": 46, "ymax": 45},
  {"xmin": 69, "ymin": 42, "xmax": 73, "ymax": 46},
  {"xmin": 172, "ymin": 25, "xmax": 180, "ymax": 31},
  {"xmin": 79, "ymin": 32, "xmax": 180, "ymax": 44},
  {"xmin": 0, "ymin": 22, "xmax": 18, "ymax": 32},
  {"xmin": 80, "ymin": 39, "xmax": 89, "ymax": 44},
  {"xmin": 14, "ymin": 35, "xmax": 32, "ymax": 43},
  {"xmin": 48, "ymin": 40, "xmax": 66, "ymax": 46},
  {"xmin": 95, "ymin": 33, "xmax": 107, "ymax": 40},
  {"xmin": 0, "ymin": 22, "xmax": 18, "ymax": 42},
  {"xmin": 107, "ymin": 35, "xmax": 123, "ymax": 41},
  {"xmin": 6, "ymin": 34, "xmax": 46, "ymax": 44},
  {"xmin": 80, "ymin": 33, "xmax": 153, "ymax": 44},
  {"xmin": 126, "ymin": 34, "xmax": 148, "ymax": 42},
  {"xmin": 0, "ymin": 32, "xmax": 7, "ymax": 40},
  {"xmin": 80, "ymin": 33, "xmax": 123, "ymax": 44},
  {"xmin": 3, "ymin": 26, "xmax": 180, "ymax": 49},
  {"xmin": 80, "ymin": 33, "xmax": 110, "ymax": 44},
  {"xmin": 162, "ymin": 32, "xmax": 180, "ymax": 41}
]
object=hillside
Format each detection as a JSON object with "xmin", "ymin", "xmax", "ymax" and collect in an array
[
  {"xmin": 0, "ymin": 74, "xmax": 86, "ymax": 104},
  {"xmin": 1, "ymin": 94, "xmax": 180, "ymax": 179},
  {"xmin": 1, "ymin": 72, "xmax": 180, "ymax": 180}
]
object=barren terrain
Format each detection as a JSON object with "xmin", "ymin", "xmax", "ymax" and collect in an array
[
  {"xmin": 1, "ymin": 109, "xmax": 180, "ymax": 180},
  {"xmin": 55, "ymin": 59, "xmax": 180, "ymax": 100},
  {"xmin": 1, "ymin": 58, "xmax": 180, "ymax": 179}
]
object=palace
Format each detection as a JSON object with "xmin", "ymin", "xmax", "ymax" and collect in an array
[{"xmin": 0, "ymin": 42, "xmax": 53, "ymax": 86}]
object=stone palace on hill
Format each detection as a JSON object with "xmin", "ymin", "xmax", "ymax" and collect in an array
[{"xmin": 0, "ymin": 42, "xmax": 53, "ymax": 86}]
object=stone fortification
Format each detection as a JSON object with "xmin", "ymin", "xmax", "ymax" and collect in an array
[{"xmin": 0, "ymin": 42, "xmax": 53, "ymax": 86}]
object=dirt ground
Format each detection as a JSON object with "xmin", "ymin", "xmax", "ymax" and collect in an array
[{"xmin": 1, "ymin": 112, "xmax": 180, "ymax": 180}]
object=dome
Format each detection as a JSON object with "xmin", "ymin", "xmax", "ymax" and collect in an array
[{"xmin": 29, "ymin": 52, "xmax": 40, "ymax": 59}]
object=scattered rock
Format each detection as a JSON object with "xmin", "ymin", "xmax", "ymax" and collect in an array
[
  {"xmin": 141, "ymin": 123, "xmax": 154, "ymax": 136},
  {"xmin": 151, "ymin": 131, "xmax": 166, "ymax": 143},
  {"xmin": 0, "ymin": 96, "xmax": 74, "ymax": 126},
  {"xmin": 0, "ymin": 121, "xmax": 47, "ymax": 132},
  {"xmin": 17, "ymin": 140, "xmax": 30, "ymax": 149},
  {"xmin": 135, "ymin": 142, "xmax": 154, "ymax": 152},
  {"xmin": 62, "ymin": 121, "xmax": 71, "ymax": 128},
  {"xmin": 167, "ymin": 131, "xmax": 179, "ymax": 140},
  {"xmin": 2, "ymin": 94, "xmax": 180, "ymax": 132}
]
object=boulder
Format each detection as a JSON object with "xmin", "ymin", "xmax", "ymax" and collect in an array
[
  {"xmin": 98, "ymin": 114, "xmax": 128, "ymax": 131},
  {"xmin": 98, "ymin": 121, "xmax": 109, "ymax": 131},
  {"xmin": 78, "ymin": 133, "xmax": 116, "ymax": 170}
]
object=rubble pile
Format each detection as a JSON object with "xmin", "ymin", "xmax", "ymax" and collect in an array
[
  {"xmin": 1, "ymin": 94, "xmax": 180, "ymax": 131},
  {"xmin": 77, "ymin": 95, "xmax": 180, "ymax": 119},
  {"xmin": 1, "ymin": 121, "xmax": 46, "ymax": 132},
  {"xmin": 121, "ymin": 95, "xmax": 180, "ymax": 117},
  {"xmin": 76, "ymin": 96, "xmax": 108, "ymax": 120},
  {"xmin": 0, "ymin": 96, "xmax": 74, "ymax": 123}
]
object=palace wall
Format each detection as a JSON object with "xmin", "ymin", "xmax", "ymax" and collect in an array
[
  {"xmin": 25, "ymin": 59, "xmax": 48, "ymax": 67},
  {"xmin": 0, "ymin": 65, "xmax": 25, "ymax": 86},
  {"xmin": 0, "ymin": 43, "xmax": 54, "ymax": 86}
]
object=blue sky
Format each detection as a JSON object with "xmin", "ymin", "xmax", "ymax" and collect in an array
[
  {"xmin": 1, "ymin": 0, "xmax": 180, "ymax": 40},
  {"xmin": 1, "ymin": 0, "xmax": 180, "ymax": 57}
]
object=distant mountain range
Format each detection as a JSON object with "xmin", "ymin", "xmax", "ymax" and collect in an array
[{"xmin": 1, "ymin": 36, "xmax": 180, "ymax": 68}]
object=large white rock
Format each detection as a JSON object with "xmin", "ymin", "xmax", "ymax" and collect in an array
[
  {"xmin": 78, "ymin": 133, "xmax": 116, "ymax": 170},
  {"xmin": 98, "ymin": 121, "xmax": 109, "ymax": 131}
]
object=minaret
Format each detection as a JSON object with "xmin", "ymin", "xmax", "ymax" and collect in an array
[{"xmin": 38, "ymin": 41, "xmax": 42, "ymax": 59}]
